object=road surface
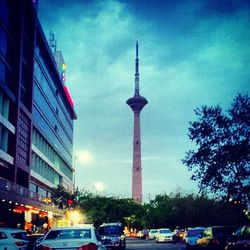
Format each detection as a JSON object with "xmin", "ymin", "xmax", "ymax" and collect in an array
[{"xmin": 126, "ymin": 238, "xmax": 185, "ymax": 250}]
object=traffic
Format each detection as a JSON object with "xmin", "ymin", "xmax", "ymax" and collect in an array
[{"xmin": 0, "ymin": 224, "xmax": 249, "ymax": 249}]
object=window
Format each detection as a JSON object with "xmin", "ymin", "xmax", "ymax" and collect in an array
[
  {"xmin": 0, "ymin": 124, "xmax": 8, "ymax": 152},
  {"xmin": 0, "ymin": 26, "xmax": 7, "ymax": 57},
  {"xmin": 0, "ymin": 58, "xmax": 6, "ymax": 83},
  {"xmin": 0, "ymin": 0, "xmax": 8, "ymax": 26},
  {"xmin": 29, "ymin": 182, "xmax": 37, "ymax": 193}
]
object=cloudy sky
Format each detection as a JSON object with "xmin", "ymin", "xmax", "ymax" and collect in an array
[{"xmin": 38, "ymin": 0, "xmax": 250, "ymax": 201}]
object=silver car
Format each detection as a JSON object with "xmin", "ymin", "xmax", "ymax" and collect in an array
[
  {"xmin": 36, "ymin": 224, "xmax": 106, "ymax": 250},
  {"xmin": 0, "ymin": 227, "xmax": 29, "ymax": 250}
]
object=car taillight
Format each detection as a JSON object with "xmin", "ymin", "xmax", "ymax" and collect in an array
[
  {"xmin": 78, "ymin": 243, "xmax": 98, "ymax": 250},
  {"xmin": 15, "ymin": 241, "xmax": 26, "ymax": 246}
]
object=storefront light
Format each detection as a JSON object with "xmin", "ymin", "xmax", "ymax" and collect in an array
[
  {"xmin": 2, "ymin": 199, "xmax": 5, "ymax": 202},
  {"xmin": 25, "ymin": 205, "xmax": 33, "ymax": 209}
]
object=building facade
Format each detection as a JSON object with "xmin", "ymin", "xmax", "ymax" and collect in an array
[{"xmin": 0, "ymin": 0, "xmax": 77, "ymax": 230}]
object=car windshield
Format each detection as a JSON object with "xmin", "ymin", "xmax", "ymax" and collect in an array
[
  {"xmin": 188, "ymin": 229, "xmax": 204, "ymax": 236},
  {"xmin": 159, "ymin": 229, "xmax": 171, "ymax": 234},
  {"xmin": 11, "ymin": 232, "xmax": 28, "ymax": 240},
  {"xmin": 45, "ymin": 229, "xmax": 91, "ymax": 240},
  {"xmin": 150, "ymin": 230, "xmax": 157, "ymax": 233},
  {"xmin": 99, "ymin": 226, "xmax": 121, "ymax": 235}
]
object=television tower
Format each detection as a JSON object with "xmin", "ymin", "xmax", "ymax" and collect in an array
[{"xmin": 126, "ymin": 41, "xmax": 148, "ymax": 203}]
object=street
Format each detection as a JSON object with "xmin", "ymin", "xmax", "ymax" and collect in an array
[{"xmin": 126, "ymin": 238, "xmax": 185, "ymax": 250}]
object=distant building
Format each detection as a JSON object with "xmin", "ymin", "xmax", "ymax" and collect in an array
[{"xmin": 0, "ymin": 0, "xmax": 77, "ymax": 230}]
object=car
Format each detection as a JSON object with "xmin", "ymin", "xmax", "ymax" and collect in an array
[
  {"xmin": 136, "ymin": 231, "xmax": 143, "ymax": 238},
  {"xmin": 196, "ymin": 226, "xmax": 236, "ymax": 250},
  {"xmin": 148, "ymin": 229, "xmax": 158, "ymax": 240},
  {"xmin": 225, "ymin": 225, "xmax": 250, "ymax": 250},
  {"xmin": 27, "ymin": 233, "xmax": 44, "ymax": 250},
  {"xmin": 136, "ymin": 229, "xmax": 148, "ymax": 239},
  {"xmin": 98, "ymin": 222, "xmax": 126, "ymax": 249},
  {"xmin": 184, "ymin": 227, "xmax": 205, "ymax": 249},
  {"xmin": 35, "ymin": 224, "xmax": 106, "ymax": 250},
  {"xmin": 0, "ymin": 227, "xmax": 29, "ymax": 249},
  {"xmin": 141, "ymin": 229, "xmax": 149, "ymax": 239},
  {"xmin": 155, "ymin": 228, "xmax": 173, "ymax": 243}
]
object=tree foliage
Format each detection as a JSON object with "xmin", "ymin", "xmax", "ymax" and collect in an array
[
  {"xmin": 51, "ymin": 186, "xmax": 248, "ymax": 228},
  {"xmin": 51, "ymin": 185, "xmax": 80, "ymax": 209},
  {"xmin": 78, "ymin": 190, "xmax": 144, "ymax": 228},
  {"xmin": 183, "ymin": 94, "xmax": 250, "ymax": 205},
  {"xmin": 145, "ymin": 192, "xmax": 248, "ymax": 228}
]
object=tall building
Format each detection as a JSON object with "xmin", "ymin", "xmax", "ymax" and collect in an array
[
  {"xmin": 126, "ymin": 41, "xmax": 148, "ymax": 203},
  {"xmin": 0, "ymin": 0, "xmax": 77, "ymax": 230}
]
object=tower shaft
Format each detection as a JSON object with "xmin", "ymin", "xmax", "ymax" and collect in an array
[{"xmin": 132, "ymin": 111, "xmax": 142, "ymax": 202}]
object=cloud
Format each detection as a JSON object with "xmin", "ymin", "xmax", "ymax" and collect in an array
[{"xmin": 39, "ymin": 0, "xmax": 250, "ymax": 199}]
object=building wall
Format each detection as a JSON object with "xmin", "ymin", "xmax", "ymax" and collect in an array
[{"xmin": 0, "ymin": 0, "xmax": 76, "ymax": 200}]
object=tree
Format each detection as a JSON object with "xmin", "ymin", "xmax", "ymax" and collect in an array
[
  {"xmin": 183, "ymin": 94, "xmax": 250, "ymax": 206},
  {"xmin": 51, "ymin": 185, "xmax": 80, "ymax": 209}
]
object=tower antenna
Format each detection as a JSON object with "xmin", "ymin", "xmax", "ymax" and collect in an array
[{"xmin": 135, "ymin": 40, "xmax": 139, "ymax": 96}]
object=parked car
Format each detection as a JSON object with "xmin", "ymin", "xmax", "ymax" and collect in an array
[
  {"xmin": 225, "ymin": 225, "xmax": 250, "ymax": 250},
  {"xmin": 0, "ymin": 227, "xmax": 29, "ymax": 250},
  {"xmin": 141, "ymin": 229, "xmax": 149, "ymax": 239},
  {"xmin": 148, "ymin": 229, "xmax": 158, "ymax": 240},
  {"xmin": 136, "ymin": 229, "xmax": 149, "ymax": 239},
  {"xmin": 98, "ymin": 222, "xmax": 126, "ymax": 249},
  {"xmin": 35, "ymin": 224, "xmax": 106, "ymax": 250},
  {"xmin": 27, "ymin": 233, "xmax": 44, "ymax": 250},
  {"xmin": 184, "ymin": 227, "xmax": 205, "ymax": 249},
  {"xmin": 155, "ymin": 228, "xmax": 173, "ymax": 243},
  {"xmin": 136, "ymin": 231, "xmax": 143, "ymax": 238},
  {"xmin": 196, "ymin": 226, "xmax": 236, "ymax": 250}
]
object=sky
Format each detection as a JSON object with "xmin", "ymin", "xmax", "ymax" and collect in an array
[{"xmin": 38, "ymin": 0, "xmax": 250, "ymax": 202}]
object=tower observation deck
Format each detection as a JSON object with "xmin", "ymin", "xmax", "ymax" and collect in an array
[{"xmin": 126, "ymin": 41, "xmax": 148, "ymax": 203}]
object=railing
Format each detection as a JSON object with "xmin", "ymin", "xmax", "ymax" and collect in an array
[{"xmin": 0, "ymin": 177, "xmax": 51, "ymax": 205}]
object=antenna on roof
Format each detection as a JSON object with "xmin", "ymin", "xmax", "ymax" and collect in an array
[{"xmin": 49, "ymin": 31, "xmax": 57, "ymax": 54}]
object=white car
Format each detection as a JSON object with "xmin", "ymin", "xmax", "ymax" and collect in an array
[
  {"xmin": 148, "ymin": 229, "xmax": 158, "ymax": 240},
  {"xmin": 36, "ymin": 224, "xmax": 106, "ymax": 250},
  {"xmin": 0, "ymin": 227, "xmax": 29, "ymax": 249},
  {"xmin": 155, "ymin": 228, "xmax": 173, "ymax": 243}
]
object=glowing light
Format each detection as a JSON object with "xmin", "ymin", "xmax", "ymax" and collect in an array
[
  {"xmin": 63, "ymin": 85, "xmax": 74, "ymax": 107},
  {"xmin": 76, "ymin": 150, "xmax": 93, "ymax": 165},
  {"xmin": 69, "ymin": 210, "xmax": 82, "ymax": 225},
  {"xmin": 61, "ymin": 63, "xmax": 66, "ymax": 82},
  {"xmin": 94, "ymin": 182, "xmax": 105, "ymax": 191}
]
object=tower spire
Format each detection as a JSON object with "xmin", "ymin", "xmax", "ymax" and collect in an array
[{"xmin": 135, "ymin": 40, "xmax": 139, "ymax": 96}]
